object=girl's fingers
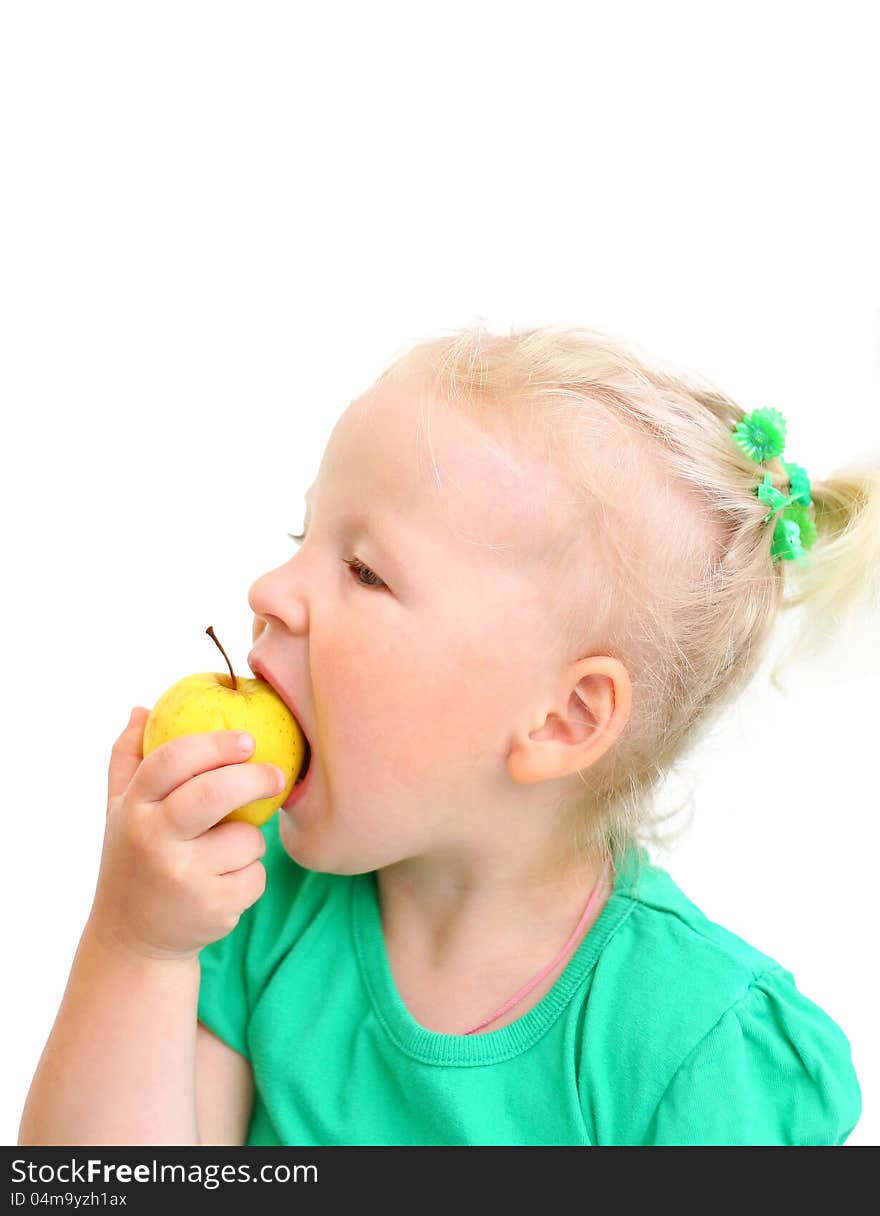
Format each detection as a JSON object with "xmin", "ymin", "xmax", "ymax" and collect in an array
[{"xmin": 197, "ymin": 818, "xmax": 267, "ymax": 875}]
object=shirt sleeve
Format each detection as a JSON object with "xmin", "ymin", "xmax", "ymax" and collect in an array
[{"xmin": 644, "ymin": 965, "xmax": 863, "ymax": 1146}]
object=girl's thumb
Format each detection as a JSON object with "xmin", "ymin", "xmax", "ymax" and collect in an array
[{"xmin": 107, "ymin": 706, "xmax": 150, "ymax": 805}]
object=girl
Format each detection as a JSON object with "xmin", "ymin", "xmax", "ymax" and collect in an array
[{"xmin": 19, "ymin": 324, "xmax": 875, "ymax": 1146}]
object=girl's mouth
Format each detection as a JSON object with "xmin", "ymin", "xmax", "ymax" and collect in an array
[
  {"xmin": 295, "ymin": 735, "xmax": 312, "ymax": 784},
  {"xmin": 284, "ymin": 737, "xmax": 316, "ymax": 809}
]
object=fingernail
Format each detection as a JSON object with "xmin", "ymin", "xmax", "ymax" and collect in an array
[
  {"xmin": 271, "ymin": 765, "xmax": 286, "ymax": 790},
  {"xmin": 236, "ymin": 732, "xmax": 255, "ymax": 753}
]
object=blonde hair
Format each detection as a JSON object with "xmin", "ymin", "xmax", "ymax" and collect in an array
[{"xmin": 370, "ymin": 322, "xmax": 880, "ymax": 883}]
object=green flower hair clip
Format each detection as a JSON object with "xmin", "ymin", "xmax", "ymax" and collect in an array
[{"xmin": 732, "ymin": 408, "xmax": 817, "ymax": 564}]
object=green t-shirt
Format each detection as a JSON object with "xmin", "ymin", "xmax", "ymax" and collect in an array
[{"xmin": 196, "ymin": 816, "xmax": 862, "ymax": 1146}]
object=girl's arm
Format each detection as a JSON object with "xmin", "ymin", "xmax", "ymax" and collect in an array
[
  {"xmin": 195, "ymin": 1022, "xmax": 255, "ymax": 1146},
  {"xmin": 18, "ymin": 713, "xmax": 272, "ymax": 1146},
  {"xmin": 18, "ymin": 922, "xmax": 202, "ymax": 1146}
]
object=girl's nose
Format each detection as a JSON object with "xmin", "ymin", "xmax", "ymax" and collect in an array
[
  {"xmin": 248, "ymin": 562, "xmax": 309, "ymax": 637},
  {"xmin": 247, "ymin": 567, "xmax": 272, "ymax": 622}
]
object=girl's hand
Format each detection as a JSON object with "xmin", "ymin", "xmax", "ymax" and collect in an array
[{"xmin": 87, "ymin": 708, "xmax": 281, "ymax": 962}]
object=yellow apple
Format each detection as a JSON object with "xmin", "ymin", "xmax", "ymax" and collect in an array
[{"xmin": 141, "ymin": 628, "xmax": 308, "ymax": 827}]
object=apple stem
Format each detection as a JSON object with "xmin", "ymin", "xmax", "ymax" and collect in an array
[{"xmin": 206, "ymin": 625, "xmax": 237, "ymax": 692}]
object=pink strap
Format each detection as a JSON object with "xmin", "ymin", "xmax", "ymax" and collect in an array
[{"xmin": 462, "ymin": 851, "xmax": 611, "ymax": 1035}]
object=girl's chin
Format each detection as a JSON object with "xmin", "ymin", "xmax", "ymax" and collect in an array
[
  {"xmin": 277, "ymin": 807, "xmax": 309, "ymax": 856},
  {"xmin": 277, "ymin": 811, "xmax": 377, "ymax": 877}
]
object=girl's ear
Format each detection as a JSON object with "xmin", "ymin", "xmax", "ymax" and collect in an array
[{"xmin": 507, "ymin": 656, "xmax": 633, "ymax": 785}]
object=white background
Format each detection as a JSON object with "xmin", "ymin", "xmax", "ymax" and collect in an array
[{"xmin": 2, "ymin": 1, "xmax": 878, "ymax": 1147}]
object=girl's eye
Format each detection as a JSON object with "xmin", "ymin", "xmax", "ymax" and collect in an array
[
  {"xmin": 287, "ymin": 531, "xmax": 387, "ymax": 591},
  {"xmin": 343, "ymin": 556, "xmax": 386, "ymax": 590}
]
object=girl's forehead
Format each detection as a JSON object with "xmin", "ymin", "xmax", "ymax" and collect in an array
[{"xmin": 337, "ymin": 378, "xmax": 577, "ymax": 567}]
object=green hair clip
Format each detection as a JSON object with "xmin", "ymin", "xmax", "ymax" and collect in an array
[{"xmin": 732, "ymin": 407, "xmax": 817, "ymax": 564}]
